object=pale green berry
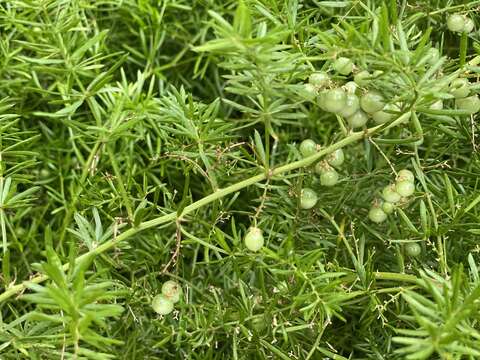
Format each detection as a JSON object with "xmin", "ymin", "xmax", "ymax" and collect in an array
[
  {"xmin": 309, "ymin": 72, "xmax": 330, "ymax": 87},
  {"xmin": 372, "ymin": 103, "xmax": 398, "ymax": 124},
  {"xmin": 299, "ymin": 139, "xmax": 317, "ymax": 158},
  {"xmin": 244, "ymin": 227, "xmax": 264, "ymax": 252},
  {"xmin": 333, "ymin": 57, "xmax": 353, "ymax": 75},
  {"xmin": 456, "ymin": 95, "xmax": 480, "ymax": 114},
  {"xmin": 354, "ymin": 70, "xmax": 370, "ymax": 86},
  {"xmin": 382, "ymin": 184, "xmax": 401, "ymax": 203},
  {"xmin": 396, "ymin": 169, "xmax": 415, "ymax": 183},
  {"xmin": 152, "ymin": 294, "xmax": 174, "ymax": 315},
  {"xmin": 382, "ymin": 201, "xmax": 395, "ymax": 214},
  {"xmin": 300, "ymin": 188, "xmax": 318, "ymax": 209},
  {"xmin": 343, "ymin": 81, "xmax": 357, "ymax": 94},
  {"xmin": 327, "ymin": 149, "xmax": 345, "ymax": 168},
  {"xmin": 320, "ymin": 167, "xmax": 339, "ymax": 187},
  {"xmin": 463, "ymin": 18, "xmax": 474, "ymax": 33},
  {"xmin": 450, "ymin": 78, "xmax": 470, "ymax": 98},
  {"xmin": 347, "ymin": 110, "xmax": 368, "ymax": 128},
  {"xmin": 369, "ymin": 207, "xmax": 387, "ymax": 223},
  {"xmin": 427, "ymin": 47, "xmax": 440, "ymax": 66},
  {"xmin": 339, "ymin": 93, "xmax": 360, "ymax": 118},
  {"xmin": 161, "ymin": 280, "xmax": 182, "ymax": 303},
  {"xmin": 360, "ymin": 91, "xmax": 385, "ymax": 113},
  {"xmin": 447, "ymin": 14, "xmax": 465, "ymax": 33},
  {"xmin": 405, "ymin": 243, "xmax": 421, "ymax": 257},
  {"xmin": 303, "ymin": 83, "xmax": 317, "ymax": 100},
  {"xmin": 429, "ymin": 99, "xmax": 443, "ymax": 110},
  {"xmin": 322, "ymin": 88, "xmax": 347, "ymax": 113},
  {"xmin": 395, "ymin": 181, "xmax": 415, "ymax": 197}
]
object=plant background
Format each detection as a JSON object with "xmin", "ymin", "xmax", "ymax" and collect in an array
[{"xmin": 1, "ymin": 0, "xmax": 480, "ymax": 359}]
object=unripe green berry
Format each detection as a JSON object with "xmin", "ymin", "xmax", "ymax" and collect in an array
[
  {"xmin": 321, "ymin": 88, "xmax": 347, "ymax": 113},
  {"xmin": 405, "ymin": 243, "xmax": 421, "ymax": 257},
  {"xmin": 368, "ymin": 207, "xmax": 387, "ymax": 223},
  {"xmin": 382, "ymin": 184, "xmax": 401, "ymax": 203},
  {"xmin": 450, "ymin": 78, "xmax": 470, "ymax": 98},
  {"xmin": 333, "ymin": 57, "xmax": 353, "ymax": 75},
  {"xmin": 426, "ymin": 47, "xmax": 440, "ymax": 66},
  {"xmin": 360, "ymin": 91, "xmax": 385, "ymax": 113},
  {"xmin": 319, "ymin": 167, "xmax": 339, "ymax": 187},
  {"xmin": 161, "ymin": 280, "xmax": 182, "ymax": 303},
  {"xmin": 303, "ymin": 83, "xmax": 317, "ymax": 100},
  {"xmin": 395, "ymin": 181, "xmax": 415, "ymax": 197},
  {"xmin": 382, "ymin": 201, "xmax": 395, "ymax": 214},
  {"xmin": 429, "ymin": 99, "xmax": 443, "ymax": 110},
  {"xmin": 244, "ymin": 227, "xmax": 264, "ymax": 252},
  {"xmin": 347, "ymin": 110, "xmax": 368, "ymax": 128},
  {"xmin": 372, "ymin": 104, "xmax": 398, "ymax": 124},
  {"xmin": 309, "ymin": 72, "xmax": 330, "ymax": 87},
  {"xmin": 354, "ymin": 70, "xmax": 370, "ymax": 86},
  {"xmin": 447, "ymin": 14, "xmax": 465, "ymax": 33},
  {"xmin": 327, "ymin": 148, "xmax": 345, "ymax": 168},
  {"xmin": 300, "ymin": 188, "xmax": 318, "ymax": 209},
  {"xmin": 463, "ymin": 17, "xmax": 474, "ymax": 33},
  {"xmin": 339, "ymin": 93, "xmax": 360, "ymax": 118},
  {"xmin": 396, "ymin": 169, "xmax": 415, "ymax": 183},
  {"xmin": 299, "ymin": 139, "xmax": 317, "ymax": 158},
  {"xmin": 456, "ymin": 95, "xmax": 480, "ymax": 114},
  {"xmin": 343, "ymin": 81, "xmax": 357, "ymax": 94},
  {"xmin": 152, "ymin": 294, "xmax": 174, "ymax": 315}
]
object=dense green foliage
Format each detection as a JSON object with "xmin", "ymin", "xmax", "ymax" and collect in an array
[{"xmin": 1, "ymin": 0, "xmax": 480, "ymax": 358}]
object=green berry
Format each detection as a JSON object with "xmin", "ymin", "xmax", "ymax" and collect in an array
[
  {"xmin": 343, "ymin": 81, "xmax": 357, "ymax": 94},
  {"xmin": 382, "ymin": 202, "xmax": 395, "ymax": 214},
  {"xmin": 395, "ymin": 181, "xmax": 415, "ymax": 197},
  {"xmin": 322, "ymin": 88, "xmax": 347, "ymax": 113},
  {"xmin": 405, "ymin": 243, "xmax": 421, "ymax": 257},
  {"xmin": 333, "ymin": 57, "xmax": 353, "ymax": 75},
  {"xmin": 429, "ymin": 99, "xmax": 443, "ymax": 110},
  {"xmin": 152, "ymin": 294, "xmax": 174, "ymax": 315},
  {"xmin": 161, "ymin": 280, "xmax": 182, "ymax": 303},
  {"xmin": 347, "ymin": 110, "xmax": 368, "ymax": 128},
  {"xmin": 360, "ymin": 92, "xmax": 385, "ymax": 113},
  {"xmin": 396, "ymin": 169, "xmax": 415, "ymax": 183},
  {"xmin": 456, "ymin": 95, "xmax": 480, "ymax": 114},
  {"xmin": 354, "ymin": 70, "xmax": 370, "ymax": 86},
  {"xmin": 339, "ymin": 93, "xmax": 360, "ymax": 118},
  {"xmin": 303, "ymin": 83, "xmax": 317, "ymax": 100},
  {"xmin": 319, "ymin": 167, "xmax": 339, "ymax": 187},
  {"xmin": 244, "ymin": 227, "xmax": 264, "ymax": 252},
  {"xmin": 300, "ymin": 188, "xmax": 318, "ymax": 209},
  {"xmin": 299, "ymin": 139, "xmax": 317, "ymax": 158},
  {"xmin": 382, "ymin": 184, "xmax": 401, "ymax": 203},
  {"xmin": 450, "ymin": 78, "xmax": 470, "ymax": 98},
  {"xmin": 309, "ymin": 72, "xmax": 329, "ymax": 87},
  {"xmin": 372, "ymin": 104, "xmax": 398, "ymax": 124},
  {"xmin": 464, "ymin": 17, "xmax": 474, "ymax": 33},
  {"xmin": 447, "ymin": 14, "xmax": 465, "ymax": 32},
  {"xmin": 327, "ymin": 149, "xmax": 345, "ymax": 168},
  {"xmin": 427, "ymin": 47, "xmax": 440, "ymax": 65},
  {"xmin": 368, "ymin": 207, "xmax": 387, "ymax": 223}
]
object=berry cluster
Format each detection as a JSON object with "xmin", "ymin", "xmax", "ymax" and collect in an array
[
  {"xmin": 306, "ymin": 57, "xmax": 400, "ymax": 129},
  {"xmin": 447, "ymin": 14, "xmax": 475, "ymax": 34},
  {"xmin": 450, "ymin": 77, "xmax": 480, "ymax": 114},
  {"xmin": 243, "ymin": 148, "xmax": 344, "ymax": 251},
  {"xmin": 151, "ymin": 280, "xmax": 182, "ymax": 315},
  {"xmin": 299, "ymin": 145, "xmax": 345, "ymax": 209},
  {"xmin": 368, "ymin": 169, "xmax": 416, "ymax": 224}
]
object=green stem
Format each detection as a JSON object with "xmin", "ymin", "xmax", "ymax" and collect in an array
[
  {"xmin": 106, "ymin": 144, "xmax": 134, "ymax": 221},
  {"xmin": 58, "ymin": 140, "xmax": 103, "ymax": 250},
  {"xmin": 0, "ymin": 114, "xmax": 412, "ymax": 303}
]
